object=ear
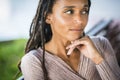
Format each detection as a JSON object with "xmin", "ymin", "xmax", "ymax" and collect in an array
[{"xmin": 45, "ymin": 13, "xmax": 52, "ymax": 24}]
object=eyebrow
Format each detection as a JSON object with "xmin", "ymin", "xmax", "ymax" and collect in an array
[{"xmin": 63, "ymin": 4, "xmax": 89, "ymax": 9}]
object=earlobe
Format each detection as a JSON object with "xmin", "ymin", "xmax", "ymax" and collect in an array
[
  {"xmin": 45, "ymin": 18, "xmax": 50, "ymax": 24},
  {"xmin": 45, "ymin": 14, "xmax": 52, "ymax": 24}
]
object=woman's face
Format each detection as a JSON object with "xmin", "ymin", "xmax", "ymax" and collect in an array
[{"xmin": 46, "ymin": 0, "xmax": 89, "ymax": 41}]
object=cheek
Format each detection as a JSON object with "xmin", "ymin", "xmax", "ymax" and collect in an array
[
  {"xmin": 84, "ymin": 18, "xmax": 88, "ymax": 27},
  {"xmin": 60, "ymin": 15, "xmax": 74, "ymax": 26},
  {"xmin": 57, "ymin": 14, "xmax": 88, "ymax": 28},
  {"xmin": 52, "ymin": 13, "xmax": 73, "ymax": 27},
  {"xmin": 56, "ymin": 16, "xmax": 72, "ymax": 26},
  {"xmin": 50, "ymin": 14, "xmax": 69, "ymax": 33},
  {"xmin": 84, "ymin": 16, "xmax": 88, "ymax": 24}
]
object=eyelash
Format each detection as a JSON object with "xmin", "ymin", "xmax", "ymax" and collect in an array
[{"xmin": 64, "ymin": 9, "xmax": 89, "ymax": 15}]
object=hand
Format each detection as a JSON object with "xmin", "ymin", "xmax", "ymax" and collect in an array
[{"xmin": 66, "ymin": 36, "xmax": 103, "ymax": 64}]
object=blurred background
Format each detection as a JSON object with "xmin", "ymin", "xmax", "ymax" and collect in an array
[{"xmin": 0, "ymin": 0, "xmax": 120, "ymax": 79}]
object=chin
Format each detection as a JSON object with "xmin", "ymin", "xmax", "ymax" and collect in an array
[{"xmin": 67, "ymin": 36, "xmax": 81, "ymax": 41}]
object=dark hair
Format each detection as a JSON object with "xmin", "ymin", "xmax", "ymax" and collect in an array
[{"xmin": 20, "ymin": 0, "xmax": 91, "ymax": 80}]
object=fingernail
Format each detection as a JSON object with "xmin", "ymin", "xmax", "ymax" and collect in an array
[
  {"xmin": 71, "ymin": 41, "xmax": 74, "ymax": 43},
  {"xmin": 67, "ymin": 51, "xmax": 71, "ymax": 55},
  {"xmin": 66, "ymin": 47, "xmax": 68, "ymax": 49},
  {"xmin": 66, "ymin": 45, "xmax": 71, "ymax": 49}
]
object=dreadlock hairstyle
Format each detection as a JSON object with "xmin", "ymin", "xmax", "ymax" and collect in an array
[
  {"xmin": 18, "ymin": 0, "xmax": 91, "ymax": 80},
  {"xmin": 26, "ymin": 0, "xmax": 54, "ymax": 52},
  {"xmin": 24, "ymin": 0, "xmax": 55, "ymax": 79}
]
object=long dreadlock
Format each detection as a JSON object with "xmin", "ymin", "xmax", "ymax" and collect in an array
[
  {"xmin": 24, "ymin": 0, "xmax": 54, "ymax": 79},
  {"xmin": 18, "ymin": 0, "xmax": 91, "ymax": 80}
]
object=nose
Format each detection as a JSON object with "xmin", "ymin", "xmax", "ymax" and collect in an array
[{"xmin": 74, "ymin": 15, "xmax": 83, "ymax": 25}]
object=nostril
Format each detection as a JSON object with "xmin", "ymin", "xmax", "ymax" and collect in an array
[{"xmin": 74, "ymin": 19, "xmax": 82, "ymax": 24}]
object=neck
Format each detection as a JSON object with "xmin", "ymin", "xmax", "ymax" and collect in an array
[{"xmin": 45, "ymin": 35, "xmax": 71, "ymax": 58}]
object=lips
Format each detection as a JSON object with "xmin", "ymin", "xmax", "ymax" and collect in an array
[{"xmin": 69, "ymin": 29, "xmax": 83, "ymax": 31}]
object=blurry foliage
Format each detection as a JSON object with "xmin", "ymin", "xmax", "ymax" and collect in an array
[{"xmin": 0, "ymin": 39, "xmax": 27, "ymax": 80}]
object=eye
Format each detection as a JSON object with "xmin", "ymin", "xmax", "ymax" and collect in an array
[
  {"xmin": 64, "ymin": 10, "xmax": 74, "ymax": 14},
  {"xmin": 81, "ymin": 10, "xmax": 89, "ymax": 15}
]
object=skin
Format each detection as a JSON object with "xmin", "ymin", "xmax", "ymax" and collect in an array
[{"xmin": 45, "ymin": 0, "xmax": 103, "ymax": 72}]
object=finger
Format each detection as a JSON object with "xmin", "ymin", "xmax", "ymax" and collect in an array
[
  {"xmin": 66, "ymin": 41, "xmax": 73, "ymax": 49},
  {"xmin": 66, "ymin": 35, "xmax": 90, "ymax": 49},
  {"xmin": 66, "ymin": 40, "xmax": 85, "ymax": 49},
  {"xmin": 67, "ymin": 36, "xmax": 91, "ymax": 48},
  {"xmin": 67, "ymin": 47, "xmax": 75, "ymax": 55}
]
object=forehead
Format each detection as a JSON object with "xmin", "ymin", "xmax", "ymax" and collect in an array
[{"xmin": 54, "ymin": 0, "xmax": 89, "ymax": 7}]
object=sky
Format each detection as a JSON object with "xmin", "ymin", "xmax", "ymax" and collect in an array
[{"xmin": 0, "ymin": 0, "xmax": 120, "ymax": 41}]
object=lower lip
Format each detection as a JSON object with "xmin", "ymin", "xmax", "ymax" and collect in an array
[{"xmin": 69, "ymin": 29, "xmax": 83, "ymax": 31}]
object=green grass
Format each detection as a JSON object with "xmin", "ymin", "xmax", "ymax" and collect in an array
[{"xmin": 0, "ymin": 39, "xmax": 27, "ymax": 80}]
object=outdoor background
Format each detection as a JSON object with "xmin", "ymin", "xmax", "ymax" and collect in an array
[{"xmin": 0, "ymin": 0, "xmax": 120, "ymax": 80}]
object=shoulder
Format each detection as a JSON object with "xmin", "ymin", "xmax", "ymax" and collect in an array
[
  {"xmin": 89, "ymin": 36, "xmax": 114, "ymax": 56},
  {"xmin": 90, "ymin": 36, "xmax": 108, "ymax": 42},
  {"xmin": 20, "ymin": 49, "xmax": 44, "ymax": 79},
  {"xmin": 90, "ymin": 36, "xmax": 112, "ymax": 53},
  {"xmin": 90, "ymin": 36, "xmax": 109, "ymax": 47},
  {"xmin": 21, "ymin": 49, "xmax": 43, "ymax": 67}
]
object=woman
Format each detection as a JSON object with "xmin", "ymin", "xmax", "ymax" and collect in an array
[{"xmin": 20, "ymin": 0, "xmax": 120, "ymax": 80}]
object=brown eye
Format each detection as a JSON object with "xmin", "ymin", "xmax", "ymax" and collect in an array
[
  {"xmin": 81, "ymin": 10, "xmax": 88, "ymax": 15},
  {"xmin": 65, "ymin": 10, "xmax": 74, "ymax": 14}
]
